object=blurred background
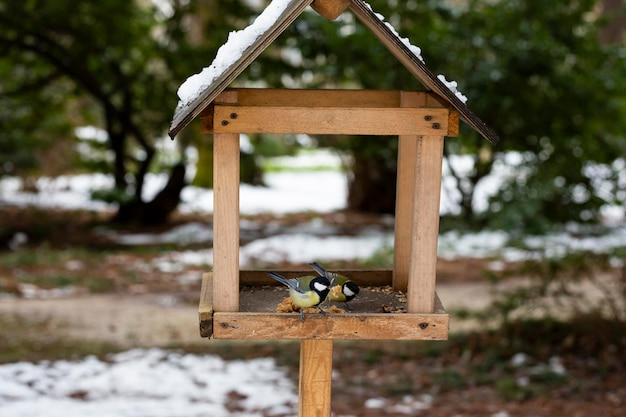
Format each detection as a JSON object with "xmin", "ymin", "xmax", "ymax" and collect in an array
[{"xmin": 0, "ymin": 0, "xmax": 625, "ymax": 416}]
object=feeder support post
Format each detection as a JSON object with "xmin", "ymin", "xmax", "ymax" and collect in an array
[{"xmin": 299, "ymin": 339, "xmax": 333, "ymax": 417}]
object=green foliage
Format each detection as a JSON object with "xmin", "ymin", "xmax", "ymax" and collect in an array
[
  {"xmin": 2, "ymin": 0, "xmax": 625, "ymax": 229},
  {"xmin": 420, "ymin": 0, "xmax": 626, "ymax": 230},
  {"xmin": 433, "ymin": 369, "xmax": 468, "ymax": 391},
  {"xmin": 91, "ymin": 187, "xmax": 135, "ymax": 205},
  {"xmin": 450, "ymin": 0, "xmax": 626, "ymax": 231},
  {"xmin": 0, "ymin": 0, "xmax": 262, "ymax": 221},
  {"xmin": 0, "ymin": 49, "xmax": 74, "ymax": 177},
  {"xmin": 484, "ymin": 250, "xmax": 626, "ymax": 326},
  {"xmin": 251, "ymin": 0, "xmax": 626, "ymax": 230}
]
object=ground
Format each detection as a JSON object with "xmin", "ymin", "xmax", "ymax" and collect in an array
[{"xmin": 0, "ymin": 206, "xmax": 624, "ymax": 416}]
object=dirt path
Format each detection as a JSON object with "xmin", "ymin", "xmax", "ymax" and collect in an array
[
  {"xmin": 0, "ymin": 280, "xmax": 503, "ymax": 347},
  {"xmin": 0, "ymin": 275, "xmax": 617, "ymax": 347},
  {"xmin": 0, "ymin": 293, "xmax": 201, "ymax": 347}
]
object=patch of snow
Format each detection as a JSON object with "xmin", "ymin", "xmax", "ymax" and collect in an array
[
  {"xmin": 437, "ymin": 74, "xmax": 468, "ymax": 104},
  {"xmin": 367, "ymin": 2, "xmax": 425, "ymax": 64},
  {"xmin": 364, "ymin": 397, "xmax": 386, "ymax": 409},
  {"xmin": 17, "ymin": 284, "xmax": 82, "ymax": 299},
  {"xmin": 0, "ymin": 348, "xmax": 297, "ymax": 417},
  {"xmin": 239, "ymin": 233, "xmax": 393, "ymax": 265},
  {"xmin": 0, "ymin": 174, "xmax": 114, "ymax": 212},
  {"xmin": 75, "ymin": 126, "xmax": 108, "ymax": 143},
  {"xmin": 364, "ymin": 395, "xmax": 432, "ymax": 414},
  {"xmin": 180, "ymin": 170, "xmax": 347, "ymax": 215},
  {"xmin": 510, "ymin": 352, "xmax": 529, "ymax": 367},
  {"xmin": 177, "ymin": 0, "xmax": 298, "ymax": 105},
  {"xmin": 97, "ymin": 222, "xmax": 213, "ymax": 246}
]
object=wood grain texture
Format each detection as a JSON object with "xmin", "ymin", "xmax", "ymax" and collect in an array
[
  {"xmin": 213, "ymin": 105, "xmax": 452, "ymax": 135},
  {"xmin": 212, "ymin": 131, "xmax": 240, "ymax": 312},
  {"xmin": 312, "ymin": 0, "xmax": 350, "ymax": 20},
  {"xmin": 393, "ymin": 91, "xmax": 424, "ymax": 291},
  {"xmin": 299, "ymin": 340, "xmax": 333, "ymax": 417},
  {"xmin": 212, "ymin": 311, "xmax": 449, "ymax": 340},
  {"xmin": 199, "ymin": 105, "xmax": 214, "ymax": 132},
  {"xmin": 407, "ymin": 135, "xmax": 445, "ymax": 313},
  {"xmin": 231, "ymin": 88, "xmax": 404, "ymax": 107},
  {"xmin": 199, "ymin": 273, "xmax": 213, "ymax": 337}
]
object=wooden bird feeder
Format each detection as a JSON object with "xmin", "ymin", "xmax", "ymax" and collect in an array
[{"xmin": 169, "ymin": 1, "xmax": 499, "ymax": 416}]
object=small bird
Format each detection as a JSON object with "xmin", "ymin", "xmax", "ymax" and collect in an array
[
  {"xmin": 267, "ymin": 272, "xmax": 331, "ymax": 322},
  {"xmin": 308, "ymin": 262, "xmax": 360, "ymax": 310}
]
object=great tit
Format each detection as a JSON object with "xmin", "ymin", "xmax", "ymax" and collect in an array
[
  {"xmin": 267, "ymin": 272, "xmax": 331, "ymax": 322},
  {"xmin": 308, "ymin": 261, "xmax": 360, "ymax": 310}
]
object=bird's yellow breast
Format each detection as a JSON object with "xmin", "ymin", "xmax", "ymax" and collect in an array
[{"xmin": 289, "ymin": 288, "xmax": 321, "ymax": 308}]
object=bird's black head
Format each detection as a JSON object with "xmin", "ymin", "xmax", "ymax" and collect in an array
[
  {"xmin": 310, "ymin": 276, "xmax": 331, "ymax": 302},
  {"xmin": 342, "ymin": 281, "xmax": 360, "ymax": 302}
]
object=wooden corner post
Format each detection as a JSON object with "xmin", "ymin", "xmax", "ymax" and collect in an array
[
  {"xmin": 394, "ymin": 91, "xmax": 446, "ymax": 313},
  {"xmin": 393, "ymin": 91, "xmax": 424, "ymax": 292},
  {"xmin": 212, "ymin": 90, "xmax": 240, "ymax": 313},
  {"xmin": 406, "ymin": 133, "xmax": 444, "ymax": 313}
]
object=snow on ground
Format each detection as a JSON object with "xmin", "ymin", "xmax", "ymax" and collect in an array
[{"xmin": 0, "ymin": 348, "xmax": 297, "ymax": 417}]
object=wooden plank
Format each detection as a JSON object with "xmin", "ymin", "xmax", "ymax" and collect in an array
[
  {"xmin": 213, "ymin": 311, "xmax": 449, "ymax": 340},
  {"xmin": 212, "ymin": 89, "xmax": 240, "ymax": 313},
  {"xmin": 312, "ymin": 0, "xmax": 350, "ymax": 20},
  {"xmin": 348, "ymin": 0, "xmax": 499, "ymax": 144},
  {"xmin": 200, "ymin": 105, "xmax": 214, "ymax": 132},
  {"xmin": 234, "ymin": 88, "xmax": 404, "ymax": 108},
  {"xmin": 393, "ymin": 91, "xmax": 423, "ymax": 291},
  {"xmin": 213, "ymin": 105, "xmax": 453, "ymax": 135},
  {"xmin": 199, "ymin": 272, "xmax": 214, "ymax": 338},
  {"xmin": 406, "ymin": 135, "xmax": 445, "ymax": 313},
  {"xmin": 169, "ymin": 0, "xmax": 314, "ymax": 138},
  {"xmin": 299, "ymin": 340, "xmax": 333, "ymax": 417}
]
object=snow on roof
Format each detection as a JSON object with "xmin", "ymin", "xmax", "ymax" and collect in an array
[
  {"xmin": 177, "ymin": 0, "xmax": 296, "ymax": 106},
  {"xmin": 363, "ymin": 1, "xmax": 468, "ymax": 104},
  {"xmin": 437, "ymin": 74, "xmax": 468, "ymax": 104},
  {"xmin": 365, "ymin": 2, "xmax": 424, "ymax": 64}
]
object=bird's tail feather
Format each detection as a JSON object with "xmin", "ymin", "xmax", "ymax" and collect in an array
[
  {"xmin": 267, "ymin": 272, "xmax": 294, "ymax": 288},
  {"xmin": 308, "ymin": 262, "xmax": 327, "ymax": 277}
]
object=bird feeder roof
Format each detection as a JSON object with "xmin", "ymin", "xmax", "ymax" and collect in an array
[{"xmin": 169, "ymin": 0, "xmax": 499, "ymax": 144}]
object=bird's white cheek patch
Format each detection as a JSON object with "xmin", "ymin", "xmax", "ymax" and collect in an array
[
  {"xmin": 313, "ymin": 282, "xmax": 328, "ymax": 292},
  {"xmin": 344, "ymin": 287, "xmax": 356, "ymax": 297}
]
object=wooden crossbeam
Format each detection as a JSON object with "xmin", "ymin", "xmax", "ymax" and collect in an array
[
  {"xmin": 202, "ymin": 89, "xmax": 459, "ymax": 136},
  {"xmin": 212, "ymin": 105, "xmax": 456, "ymax": 135},
  {"xmin": 213, "ymin": 311, "xmax": 449, "ymax": 340}
]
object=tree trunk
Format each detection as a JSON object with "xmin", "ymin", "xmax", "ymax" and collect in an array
[
  {"xmin": 114, "ymin": 163, "xmax": 187, "ymax": 225},
  {"xmin": 347, "ymin": 152, "xmax": 397, "ymax": 214},
  {"xmin": 599, "ymin": 0, "xmax": 626, "ymax": 44}
]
